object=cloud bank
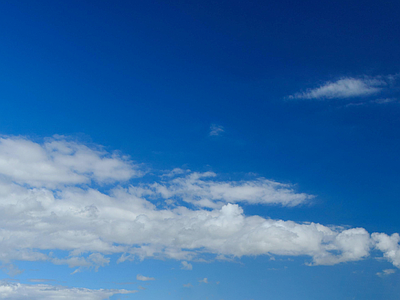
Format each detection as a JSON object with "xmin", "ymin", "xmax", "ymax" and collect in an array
[{"xmin": 0, "ymin": 136, "xmax": 399, "ymax": 273}]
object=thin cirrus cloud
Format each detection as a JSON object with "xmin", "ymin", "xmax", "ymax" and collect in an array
[
  {"xmin": 209, "ymin": 124, "xmax": 224, "ymax": 136},
  {"xmin": 288, "ymin": 77, "xmax": 387, "ymax": 100},
  {"xmin": 0, "ymin": 136, "xmax": 399, "ymax": 281},
  {"xmin": 0, "ymin": 281, "xmax": 137, "ymax": 300},
  {"xmin": 376, "ymin": 269, "xmax": 396, "ymax": 277}
]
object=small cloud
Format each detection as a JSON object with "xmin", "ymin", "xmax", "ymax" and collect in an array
[
  {"xmin": 377, "ymin": 269, "xmax": 396, "ymax": 277},
  {"xmin": 289, "ymin": 77, "xmax": 386, "ymax": 100},
  {"xmin": 28, "ymin": 279, "xmax": 55, "ymax": 283},
  {"xmin": 372, "ymin": 98, "xmax": 398, "ymax": 104},
  {"xmin": 183, "ymin": 283, "xmax": 193, "ymax": 288},
  {"xmin": 162, "ymin": 168, "xmax": 189, "ymax": 178},
  {"xmin": 136, "ymin": 274, "xmax": 155, "ymax": 281},
  {"xmin": 181, "ymin": 261, "xmax": 193, "ymax": 270},
  {"xmin": 344, "ymin": 97, "xmax": 399, "ymax": 108},
  {"xmin": 209, "ymin": 124, "xmax": 224, "ymax": 136},
  {"xmin": 0, "ymin": 264, "xmax": 24, "ymax": 277},
  {"xmin": 70, "ymin": 269, "xmax": 81, "ymax": 275},
  {"xmin": 199, "ymin": 278, "xmax": 208, "ymax": 284},
  {"xmin": 138, "ymin": 286, "xmax": 146, "ymax": 290}
]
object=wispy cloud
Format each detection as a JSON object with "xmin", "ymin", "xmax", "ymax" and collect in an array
[
  {"xmin": 289, "ymin": 77, "xmax": 387, "ymax": 100},
  {"xmin": 0, "ymin": 281, "xmax": 136, "ymax": 300},
  {"xmin": 183, "ymin": 283, "xmax": 193, "ymax": 288},
  {"xmin": 142, "ymin": 171, "xmax": 314, "ymax": 208},
  {"xmin": 376, "ymin": 269, "xmax": 396, "ymax": 277},
  {"xmin": 344, "ymin": 98, "xmax": 399, "ymax": 108},
  {"xmin": 52, "ymin": 253, "xmax": 109, "ymax": 272},
  {"xmin": 28, "ymin": 279, "xmax": 56, "ymax": 283},
  {"xmin": 136, "ymin": 274, "xmax": 155, "ymax": 281},
  {"xmin": 209, "ymin": 124, "xmax": 224, "ymax": 136}
]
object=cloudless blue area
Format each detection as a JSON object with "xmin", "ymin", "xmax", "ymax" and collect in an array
[{"xmin": 0, "ymin": 0, "xmax": 400, "ymax": 298}]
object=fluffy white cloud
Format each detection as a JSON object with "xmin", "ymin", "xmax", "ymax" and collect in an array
[
  {"xmin": 372, "ymin": 233, "xmax": 400, "ymax": 268},
  {"xmin": 0, "ymin": 136, "xmax": 139, "ymax": 188},
  {"xmin": 0, "ymin": 136, "xmax": 398, "ymax": 270},
  {"xmin": 289, "ymin": 77, "xmax": 386, "ymax": 100},
  {"xmin": 0, "ymin": 281, "xmax": 136, "ymax": 300},
  {"xmin": 139, "ymin": 172, "xmax": 313, "ymax": 208},
  {"xmin": 136, "ymin": 274, "xmax": 155, "ymax": 281}
]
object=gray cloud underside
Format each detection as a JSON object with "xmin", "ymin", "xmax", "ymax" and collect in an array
[{"xmin": 0, "ymin": 137, "xmax": 399, "ymax": 269}]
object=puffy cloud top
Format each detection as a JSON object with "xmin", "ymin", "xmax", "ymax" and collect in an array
[{"xmin": 0, "ymin": 135, "xmax": 398, "ymax": 275}]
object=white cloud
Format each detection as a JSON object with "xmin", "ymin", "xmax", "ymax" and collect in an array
[
  {"xmin": 0, "ymin": 264, "xmax": 23, "ymax": 277},
  {"xmin": 0, "ymin": 136, "xmax": 139, "ymax": 188},
  {"xmin": 372, "ymin": 233, "xmax": 400, "ymax": 268},
  {"xmin": 181, "ymin": 261, "xmax": 193, "ymax": 270},
  {"xmin": 28, "ymin": 279, "xmax": 55, "ymax": 283},
  {"xmin": 183, "ymin": 283, "xmax": 193, "ymax": 288},
  {"xmin": 209, "ymin": 124, "xmax": 224, "ymax": 136},
  {"xmin": 289, "ymin": 77, "xmax": 386, "ymax": 100},
  {"xmin": 376, "ymin": 269, "xmax": 396, "ymax": 277},
  {"xmin": 199, "ymin": 278, "xmax": 208, "ymax": 283},
  {"xmin": 0, "ymin": 281, "xmax": 136, "ymax": 300},
  {"xmin": 136, "ymin": 274, "xmax": 155, "ymax": 281},
  {"xmin": 0, "ymin": 136, "xmax": 398, "ymax": 270},
  {"xmin": 143, "ymin": 172, "xmax": 313, "ymax": 208},
  {"xmin": 52, "ymin": 253, "xmax": 109, "ymax": 272}
]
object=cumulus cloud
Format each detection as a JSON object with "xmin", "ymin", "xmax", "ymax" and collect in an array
[
  {"xmin": 181, "ymin": 261, "xmax": 193, "ymax": 270},
  {"xmin": 0, "ymin": 136, "xmax": 139, "ymax": 188},
  {"xmin": 136, "ymin": 274, "xmax": 155, "ymax": 281},
  {"xmin": 0, "ymin": 281, "xmax": 136, "ymax": 300},
  {"xmin": 0, "ymin": 136, "xmax": 398, "ymax": 270},
  {"xmin": 372, "ymin": 233, "xmax": 400, "ymax": 268},
  {"xmin": 209, "ymin": 124, "xmax": 224, "ymax": 136},
  {"xmin": 289, "ymin": 77, "xmax": 386, "ymax": 100}
]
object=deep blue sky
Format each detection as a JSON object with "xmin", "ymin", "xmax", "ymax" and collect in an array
[{"xmin": 0, "ymin": 0, "xmax": 400, "ymax": 299}]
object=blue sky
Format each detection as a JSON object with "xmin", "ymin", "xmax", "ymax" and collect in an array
[{"xmin": 0, "ymin": 0, "xmax": 400, "ymax": 299}]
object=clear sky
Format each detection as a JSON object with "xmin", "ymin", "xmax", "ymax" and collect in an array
[{"xmin": 0, "ymin": 0, "xmax": 400, "ymax": 299}]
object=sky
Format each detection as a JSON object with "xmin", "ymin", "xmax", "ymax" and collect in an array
[{"xmin": 0, "ymin": 0, "xmax": 400, "ymax": 299}]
